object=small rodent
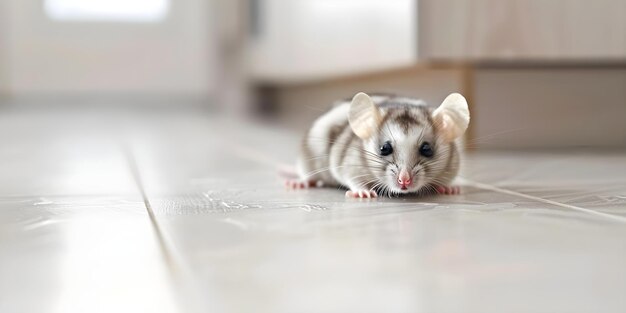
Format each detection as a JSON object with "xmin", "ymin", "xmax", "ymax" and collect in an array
[{"xmin": 287, "ymin": 92, "xmax": 470, "ymax": 198}]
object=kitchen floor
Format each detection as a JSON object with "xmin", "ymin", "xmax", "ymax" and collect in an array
[{"xmin": 1, "ymin": 106, "xmax": 625, "ymax": 313}]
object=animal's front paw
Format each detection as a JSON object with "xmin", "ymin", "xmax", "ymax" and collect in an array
[
  {"xmin": 435, "ymin": 185, "xmax": 461, "ymax": 195},
  {"xmin": 285, "ymin": 179, "xmax": 323, "ymax": 190},
  {"xmin": 345, "ymin": 190, "xmax": 378, "ymax": 198}
]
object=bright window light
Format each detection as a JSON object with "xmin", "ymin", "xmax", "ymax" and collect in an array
[{"xmin": 44, "ymin": 0, "xmax": 169, "ymax": 22}]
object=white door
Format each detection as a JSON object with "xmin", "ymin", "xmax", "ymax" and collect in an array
[{"xmin": 0, "ymin": 0, "xmax": 215, "ymax": 97}]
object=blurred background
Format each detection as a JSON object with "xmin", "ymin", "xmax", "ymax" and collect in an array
[{"xmin": 0, "ymin": 0, "xmax": 624, "ymax": 148}]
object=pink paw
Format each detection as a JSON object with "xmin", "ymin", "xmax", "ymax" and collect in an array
[
  {"xmin": 285, "ymin": 179, "xmax": 322, "ymax": 190},
  {"xmin": 435, "ymin": 185, "xmax": 461, "ymax": 195},
  {"xmin": 345, "ymin": 190, "xmax": 378, "ymax": 198}
]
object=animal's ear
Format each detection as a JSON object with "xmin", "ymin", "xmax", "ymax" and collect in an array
[
  {"xmin": 348, "ymin": 92, "xmax": 381, "ymax": 139},
  {"xmin": 432, "ymin": 93, "xmax": 470, "ymax": 142}
]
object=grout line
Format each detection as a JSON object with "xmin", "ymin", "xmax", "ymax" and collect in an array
[
  {"xmin": 461, "ymin": 178, "xmax": 626, "ymax": 224},
  {"xmin": 122, "ymin": 144, "xmax": 210, "ymax": 313},
  {"xmin": 123, "ymin": 145, "xmax": 181, "ymax": 273}
]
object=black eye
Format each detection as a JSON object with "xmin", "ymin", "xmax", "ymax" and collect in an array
[
  {"xmin": 419, "ymin": 142, "xmax": 434, "ymax": 157},
  {"xmin": 380, "ymin": 141, "xmax": 393, "ymax": 156}
]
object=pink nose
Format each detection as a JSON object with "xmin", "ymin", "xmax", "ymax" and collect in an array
[
  {"xmin": 397, "ymin": 169, "xmax": 412, "ymax": 187},
  {"xmin": 397, "ymin": 177, "xmax": 411, "ymax": 186}
]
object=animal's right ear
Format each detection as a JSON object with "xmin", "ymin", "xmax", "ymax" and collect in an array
[
  {"xmin": 432, "ymin": 93, "xmax": 470, "ymax": 142},
  {"xmin": 348, "ymin": 92, "xmax": 381, "ymax": 139}
]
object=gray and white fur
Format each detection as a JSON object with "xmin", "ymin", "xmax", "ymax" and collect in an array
[{"xmin": 295, "ymin": 92, "xmax": 470, "ymax": 198}]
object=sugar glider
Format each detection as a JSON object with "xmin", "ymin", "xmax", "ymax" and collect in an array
[{"xmin": 287, "ymin": 92, "xmax": 470, "ymax": 198}]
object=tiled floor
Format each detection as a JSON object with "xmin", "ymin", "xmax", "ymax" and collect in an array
[{"xmin": 1, "ymin": 107, "xmax": 625, "ymax": 313}]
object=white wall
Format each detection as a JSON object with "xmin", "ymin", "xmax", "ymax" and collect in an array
[
  {"xmin": 250, "ymin": 0, "xmax": 417, "ymax": 84},
  {"xmin": 0, "ymin": 0, "xmax": 215, "ymax": 97}
]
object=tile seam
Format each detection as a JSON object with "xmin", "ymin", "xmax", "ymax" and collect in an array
[{"xmin": 460, "ymin": 178, "xmax": 626, "ymax": 224}]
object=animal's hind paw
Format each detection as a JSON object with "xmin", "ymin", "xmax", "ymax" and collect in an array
[{"xmin": 285, "ymin": 179, "xmax": 323, "ymax": 190}]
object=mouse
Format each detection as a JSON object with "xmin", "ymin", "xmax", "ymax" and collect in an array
[{"xmin": 286, "ymin": 92, "xmax": 470, "ymax": 198}]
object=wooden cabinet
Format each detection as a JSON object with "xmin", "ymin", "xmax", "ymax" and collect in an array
[{"xmin": 419, "ymin": 0, "xmax": 626, "ymax": 61}]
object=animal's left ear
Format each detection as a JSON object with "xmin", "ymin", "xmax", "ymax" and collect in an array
[
  {"xmin": 432, "ymin": 93, "xmax": 470, "ymax": 142},
  {"xmin": 348, "ymin": 92, "xmax": 382, "ymax": 139}
]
